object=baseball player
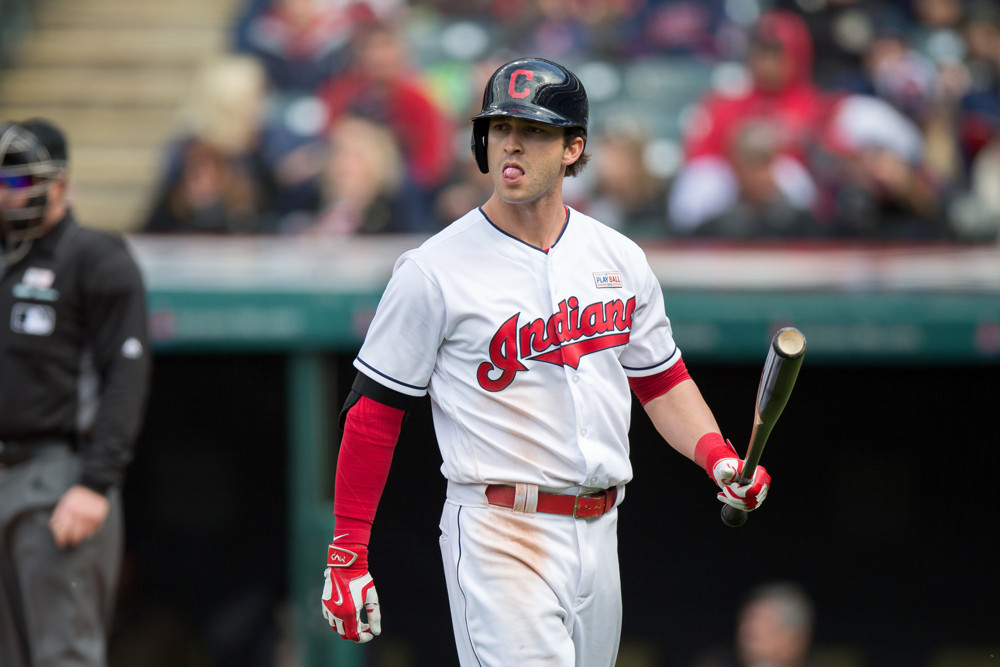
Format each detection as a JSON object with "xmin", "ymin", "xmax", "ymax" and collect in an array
[{"xmin": 320, "ymin": 57, "xmax": 771, "ymax": 665}]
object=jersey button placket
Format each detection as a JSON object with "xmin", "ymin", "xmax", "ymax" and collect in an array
[{"xmin": 548, "ymin": 252, "xmax": 590, "ymax": 467}]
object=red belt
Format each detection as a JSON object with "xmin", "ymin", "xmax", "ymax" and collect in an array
[{"xmin": 485, "ymin": 484, "xmax": 618, "ymax": 518}]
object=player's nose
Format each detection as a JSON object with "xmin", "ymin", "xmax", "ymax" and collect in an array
[{"xmin": 503, "ymin": 131, "xmax": 524, "ymax": 153}]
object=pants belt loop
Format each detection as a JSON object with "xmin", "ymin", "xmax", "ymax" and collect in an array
[{"xmin": 513, "ymin": 482, "xmax": 538, "ymax": 514}]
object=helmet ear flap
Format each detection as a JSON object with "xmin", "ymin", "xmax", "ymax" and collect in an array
[
  {"xmin": 470, "ymin": 58, "xmax": 588, "ymax": 176},
  {"xmin": 471, "ymin": 118, "xmax": 490, "ymax": 174}
]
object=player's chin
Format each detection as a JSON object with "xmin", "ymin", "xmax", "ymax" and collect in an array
[{"xmin": 495, "ymin": 184, "xmax": 539, "ymax": 205}]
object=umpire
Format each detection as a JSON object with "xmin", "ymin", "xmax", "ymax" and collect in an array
[{"xmin": 0, "ymin": 118, "xmax": 151, "ymax": 666}]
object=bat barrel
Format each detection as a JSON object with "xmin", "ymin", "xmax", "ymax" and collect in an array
[
  {"xmin": 720, "ymin": 327, "xmax": 806, "ymax": 528},
  {"xmin": 745, "ymin": 328, "xmax": 806, "ymax": 473}
]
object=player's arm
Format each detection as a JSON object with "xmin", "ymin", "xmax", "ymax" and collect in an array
[
  {"xmin": 630, "ymin": 360, "xmax": 770, "ymax": 511},
  {"xmin": 333, "ymin": 373, "xmax": 412, "ymax": 545},
  {"xmin": 322, "ymin": 372, "xmax": 413, "ymax": 643},
  {"xmin": 632, "ymin": 361, "xmax": 718, "ymax": 461},
  {"xmin": 322, "ymin": 254, "xmax": 441, "ymax": 641}
]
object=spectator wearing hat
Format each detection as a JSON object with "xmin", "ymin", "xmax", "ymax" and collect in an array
[{"xmin": 669, "ymin": 10, "xmax": 826, "ymax": 236}]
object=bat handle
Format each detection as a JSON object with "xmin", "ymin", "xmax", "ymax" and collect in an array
[{"xmin": 720, "ymin": 470, "xmax": 752, "ymax": 528}]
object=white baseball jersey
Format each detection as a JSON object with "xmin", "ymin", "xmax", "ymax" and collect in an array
[{"xmin": 355, "ymin": 206, "xmax": 680, "ymax": 492}]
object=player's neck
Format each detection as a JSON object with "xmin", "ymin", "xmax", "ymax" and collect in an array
[{"xmin": 482, "ymin": 194, "xmax": 567, "ymax": 250}]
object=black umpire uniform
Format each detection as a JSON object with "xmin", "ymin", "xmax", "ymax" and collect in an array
[{"xmin": 0, "ymin": 119, "xmax": 151, "ymax": 666}]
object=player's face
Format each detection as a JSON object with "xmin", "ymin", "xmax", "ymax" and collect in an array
[{"xmin": 486, "ymin": 117, "xmax": 580, "ymax": 205}]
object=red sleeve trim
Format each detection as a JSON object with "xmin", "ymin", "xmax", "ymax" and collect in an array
[
  {"xmin": 628, "ymin": 358, "xmax": 691, "ymax": 405},
  {"xmin": 333, "ymin": 396, "xmax": 405, "ymax": 546},
  {"xmin": 694, "ymin": 432, "xmax": 738, "ymax": 478}
]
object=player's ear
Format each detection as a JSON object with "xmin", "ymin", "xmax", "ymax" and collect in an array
[{"xmin": 562, "ymin": 136, "xmax": 585, "ymax": 167}]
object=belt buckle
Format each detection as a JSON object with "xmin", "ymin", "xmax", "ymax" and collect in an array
[{"xmin": 573, "ymin": 490, "xmax": 606, "ymax": 518}]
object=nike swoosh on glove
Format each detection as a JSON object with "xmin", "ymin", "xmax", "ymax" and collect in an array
[{"xmin": 321, "ymin": 543, "xmax": 381, "ymax": 642}]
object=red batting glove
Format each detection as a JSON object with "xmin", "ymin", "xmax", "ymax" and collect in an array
[
  {"xmin": 696, "ymin": 433, "xmax": 771, "ymax": 511},
  {"xmin": 321, "ymin": 543, "xmax": 381, "ymax": 642},
  {"xmin": 714, "ymin": 460, "xmax": 770, "ymax": 511}
]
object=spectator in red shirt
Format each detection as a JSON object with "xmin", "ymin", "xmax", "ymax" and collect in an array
[
  {"xmin": 683, "ymin": 9, "xmax": 828, "ymax": 163},
  {"xmin": 317, "ymin": 20, "xmax": 455, "ymax": 230},
  {"xmin": 669, "ymin": 10, "xmax": 827, "ymax": 235}
]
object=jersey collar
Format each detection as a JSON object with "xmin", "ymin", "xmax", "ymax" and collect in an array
[{"xmin": 478, "ymin": 205, "xmax": 570, "ymax": 253}]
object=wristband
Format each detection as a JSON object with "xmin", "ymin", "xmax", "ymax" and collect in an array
[
  {"xmin": 327, "ymin": 543, "xmax": 366, "ymax": 569},
  {"xmin": 693, "ymin": 432, "xmax": 739, "ymax": 478}
]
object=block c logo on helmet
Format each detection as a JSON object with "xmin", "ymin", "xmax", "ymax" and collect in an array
[
  {"xmin": 508, "ymin": 70, "xmax": 534, "ymax": 98},
  {"xmin": 471, "ymin": 57, "xmax": 588, "ymax": 173}
]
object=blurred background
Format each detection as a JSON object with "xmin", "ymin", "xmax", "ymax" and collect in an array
[{"xmin": 1, "ymin": 0, "xmax": 998, "ymax": 665}]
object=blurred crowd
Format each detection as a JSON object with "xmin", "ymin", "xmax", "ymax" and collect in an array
[{"xmin": 140, "ymin": 0, "xmax": 1000, "ymax": 242}]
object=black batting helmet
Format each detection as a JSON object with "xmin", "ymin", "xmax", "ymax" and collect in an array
[{"xmin": 471, "ymin": 57, "xmax": 588, "ymax": 174}]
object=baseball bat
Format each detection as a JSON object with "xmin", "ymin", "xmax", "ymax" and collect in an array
[{"xmin": 721, "ymin": 326, "xmax": 806, "ymax": 528}]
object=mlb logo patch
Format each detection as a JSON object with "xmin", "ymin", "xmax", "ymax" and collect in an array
[
  {"xmin": 11, "ymin": 303, "xmax": 56, "ymax": 336},
  {"xmin": 593, "ymin": 271, "xmax": 623, "ymax": 289}
]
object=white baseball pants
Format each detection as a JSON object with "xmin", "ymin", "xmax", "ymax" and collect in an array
[{"xmin": 438, "ymin": 489, "xmax": 622, "ymax": 666}]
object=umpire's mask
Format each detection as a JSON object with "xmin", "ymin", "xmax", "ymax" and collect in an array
[{"xmin": 0, "ymin": 119, "xmax": 68, "ymax": 267}]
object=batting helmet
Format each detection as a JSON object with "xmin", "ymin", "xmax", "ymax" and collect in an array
[
  {"xmin": 0, "ymin": 119, "xmax": 67, "ymax": 265},
  {"xmin": 471, "ymin": 57, "xmax": 588, "ymax": 174}
]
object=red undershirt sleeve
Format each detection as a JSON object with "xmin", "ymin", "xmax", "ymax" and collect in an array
[
  {"xmin": 628, "ymin": 358, "xmax": 691, "ymax": 406},
  {"xmin": 333, "ymin": 396, "xmax": 405, "ymax": 546}
]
